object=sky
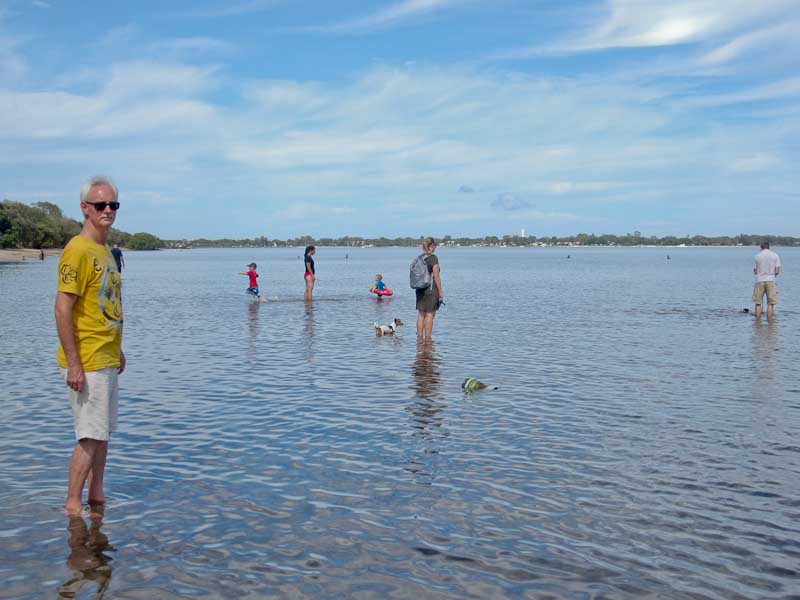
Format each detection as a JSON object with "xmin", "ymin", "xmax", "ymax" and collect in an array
[{"xmin": 1, "ymin": 0, "xmax": 798, "ymax": 240}]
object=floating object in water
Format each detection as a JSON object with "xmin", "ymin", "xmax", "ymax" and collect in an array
[
  {"xmin": 371, "ymin": 287, "xmax": 393, "ymax": 297},
  {"xmin": 462, "ymin": 377, "xmax": 498, "ymax": 392},
  {"xmin": 742, "ymin": 308, "xmax": 750, "ymax": 313}
]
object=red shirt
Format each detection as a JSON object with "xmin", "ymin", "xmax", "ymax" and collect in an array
[{"xmin": 247, "ymin": 271, "xmax": 258, "ymax": 287}]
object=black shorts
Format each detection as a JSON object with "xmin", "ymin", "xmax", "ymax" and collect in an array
[{"xmin": 415, "ymin": 286, "xmax": 439, "ymax": 312}]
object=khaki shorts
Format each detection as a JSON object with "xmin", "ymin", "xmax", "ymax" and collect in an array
[
  {"xmin": 752, "ymin": 281, "xmax": 777, "ymax": 305},
  {"xmin": 61, "ymin": 367, "xmax": 119, "ymax": 441}
]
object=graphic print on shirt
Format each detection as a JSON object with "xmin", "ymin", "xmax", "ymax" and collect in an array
[
  {"xmin": 60, "ymin": 264, "xmax": 78, "ymax": 284},
  {"xmin": 97, "ymin": 257, "xmax": 123, "ymax": 327}
]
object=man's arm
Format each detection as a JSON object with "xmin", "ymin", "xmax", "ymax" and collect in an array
[{"xmin": 55, "ymin": 291, "xmax": 84, "ymax": 392}]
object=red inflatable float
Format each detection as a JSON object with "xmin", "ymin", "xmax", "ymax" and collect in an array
[{"xmin": 371, "ymin": 287, "xmax": 393, "ymax": 297}]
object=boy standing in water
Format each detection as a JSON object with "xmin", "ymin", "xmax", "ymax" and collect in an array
[{"xmin": 239, "ymin": 262, "xmax": 265, "ymax": 302}]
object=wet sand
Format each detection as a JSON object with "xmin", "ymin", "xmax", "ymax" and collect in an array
[{"xmin": 0, "ymin": 249, "xmax": 61, "ymax": 263}]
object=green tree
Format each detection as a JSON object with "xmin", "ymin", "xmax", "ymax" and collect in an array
[{"xmin": 127, "ymin": 232, "xmax": 163, "ymax": 250}]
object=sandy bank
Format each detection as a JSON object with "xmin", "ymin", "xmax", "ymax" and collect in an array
[{"xmin": 0, "ymin": 248, "xmax": 62, "ymax": 263}]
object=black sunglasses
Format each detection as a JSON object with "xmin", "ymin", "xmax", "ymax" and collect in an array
[{"xmin": 85, "ymin": 201, "xmax": 120, "ymax": 211}]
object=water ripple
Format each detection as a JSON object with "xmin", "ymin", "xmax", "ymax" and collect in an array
[{"xmin": 1, "ymin": 247, "xmax": 799, "ymax": 598}]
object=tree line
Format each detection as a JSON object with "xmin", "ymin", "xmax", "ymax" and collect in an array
[
  {"xmin": 4, "ymin": 199, "xmax": 795, "ymax": 251},
  {"xmin": 0, "ymin": 200, "xmax": 163, "ymax": 250},
  {"xmin": 166, "ymin": 232, "xmax": 800, "ymax": 248}
]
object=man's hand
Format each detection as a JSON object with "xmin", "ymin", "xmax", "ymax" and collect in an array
[
  {"xmin": 118, "ymin": 350, "xmax": 126, "ymax": 375},
  {"xmin": 66, "ymin": 364, "xmax": 85, "ymax": 393}
]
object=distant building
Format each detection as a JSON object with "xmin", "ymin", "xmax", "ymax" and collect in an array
[{"xmin": 520, "ymin": 227, "xmax": 526, "ymax": 238}]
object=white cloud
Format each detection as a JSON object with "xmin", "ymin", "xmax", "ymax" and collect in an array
[
  {"xmin": 549, "ymin": 181, "xmax": 619, "ymax": 195},
  {"xmin": 105, "ymin": 61, "xmax": 222, "ymax": 100},
  {"xmin": 681, "ymin": 77, "xmax": 800, "ymax": 108},
  {"xmin": 147, "ymin": 37, "xmax": 232, "ymax": 55},
  {"xmin": 274, "ymin": 203, "xmax": 355, "ymax": 221},
  {"xmin": 0, "ymin": 62, "xmax": 222, "ymax": 141},
  {"xmin": 579, "ymin": 0, "xmax": 793, "ymax": 50},
  {"xmin": 304, "ymin": 0, "xmax": 469, "ymax": 33},
  {"xmin": 192, "ymin": 0, "xmax": 283, "ymax": 18},
  {"xmin": 503, "ymin": 0, "xmax": 797, "ymax": 58},
  {"xmin": 491, "ymin": 193, "xmax": 531, "ymax": 212},
  {"xmin": 2, "ymin": 53, "xmax": 798, "ymax": 237},
  {"xmin": 730, "ymin": 154, "xmax": 779, "ymax": 173},
  {"xmin": 0, "ymin": 23, "xmax": 28, "ymax": 84}
]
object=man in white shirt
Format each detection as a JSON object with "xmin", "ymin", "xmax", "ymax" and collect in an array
[{"xmin": 752, "ymin": 242, "xmax": 781, "ymax": 320}]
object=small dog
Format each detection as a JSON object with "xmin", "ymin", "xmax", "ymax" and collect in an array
[{"xmin": 375, "ymin": 318, "xmax": 403, "ymax": 336}]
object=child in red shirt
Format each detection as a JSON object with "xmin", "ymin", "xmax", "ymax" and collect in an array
[{"xmin": 239, "ymin": 262, "xmax": 265, "ymax": 302}]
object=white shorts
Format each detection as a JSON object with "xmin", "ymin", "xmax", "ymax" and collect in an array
[{"xmin": 61, "ymin": 367, "xmax": 119, "ymax": 441}]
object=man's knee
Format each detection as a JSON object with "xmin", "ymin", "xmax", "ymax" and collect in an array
[{"xmin": 77, "ymin": 438, "xmax": 103, "ymax": 452}]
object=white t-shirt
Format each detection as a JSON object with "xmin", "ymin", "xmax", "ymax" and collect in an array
[{"xmin": 754, "ymin": 249, "xmax": 781, "ymax": 282}]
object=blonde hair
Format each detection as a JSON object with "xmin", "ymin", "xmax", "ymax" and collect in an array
[{"xmin": 421, "ymin": 236, "xmax": 436, "ymax": 254}]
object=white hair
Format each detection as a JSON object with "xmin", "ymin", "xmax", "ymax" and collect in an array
[{"xmin": 80, "ymin": 175, "xmax": 119, "ymax": 203}]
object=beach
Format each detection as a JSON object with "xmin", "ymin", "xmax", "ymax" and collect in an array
[{"xmin": 0, "ymin": 248, "xmax": 61, "ymax": 263}]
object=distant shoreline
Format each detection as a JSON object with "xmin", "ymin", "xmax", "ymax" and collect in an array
[
  {"xmin": 0, "ymin": 248, "xmax": 61, "ymax": 263},
  {"xmin": 1, "ymin": 244, "xmax": 788, "ymax": 264},
  {"xmin": 161, "ymin": 243, "xmax": 769, "ymax": 250}
]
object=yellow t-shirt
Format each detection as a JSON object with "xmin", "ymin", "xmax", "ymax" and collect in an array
[{"xmin": 56, "ymin": 235, "xmax": 123, "ymax": 370}]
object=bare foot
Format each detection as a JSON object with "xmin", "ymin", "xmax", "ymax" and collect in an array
[{"xmin": 64, "ymin": 502, "xmax": 84, "ymax": 516}]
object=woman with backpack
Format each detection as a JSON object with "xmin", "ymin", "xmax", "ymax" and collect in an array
[{"xmin": 412, "ymin": 237, "xmax": 443, "ymax": 340}]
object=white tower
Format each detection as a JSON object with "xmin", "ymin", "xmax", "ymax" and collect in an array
[{"xmin": 520, "ymin": 227, "xmax": 526, "ymax": 238}]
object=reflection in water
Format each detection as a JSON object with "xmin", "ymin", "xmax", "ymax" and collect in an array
[
  {"xmin": 407, "ymin": 341, "xmax": 447, "ymax": 482},
  {"xmin": 411, "ymin": 341, "xmax": 441, "ymax": 401},
  {"xmin": 58, "ymin": 510, "xmax": 115, "ymax": 599},
  {"xmin": 303, "ymin": 301, "xmax": 315, "ymax": 363},
  {"xmin": 751, "ymin": 320, "xmax": 779, "ymax": 401},
  {"xmin": 247, "ymin": 301, "xmax": 259, "ymax": 338}
]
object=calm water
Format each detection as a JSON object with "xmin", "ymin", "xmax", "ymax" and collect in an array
[{"xmin": 1, "ymin": 246, "xmax": 799, "ymax": 599}]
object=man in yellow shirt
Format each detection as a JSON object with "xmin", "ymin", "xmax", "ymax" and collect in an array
[{"xmin": 55, "ymin": 176, "xmax": 126, "ymax": 515}]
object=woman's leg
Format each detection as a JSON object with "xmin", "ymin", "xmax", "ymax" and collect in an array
[
  {"xmin": 304, "ymin": 276, "xmax": 314, "ymax": 300},
  {"xmin": 416, "ymin": 310, "xmax": 426, "ymax": 337},
  {"xmin": 424, "ymin": 311, "xmax": 436, "ymax": 339}
]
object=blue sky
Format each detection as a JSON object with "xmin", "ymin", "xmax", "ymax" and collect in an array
[{"xmin": 1, "ymin": 0, "xmax": 798, "ymax": 239}]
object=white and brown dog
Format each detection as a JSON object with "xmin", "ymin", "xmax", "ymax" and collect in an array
[{"xmin": 374, "ymin": 318, "xmax": 403, "ymax": 336}]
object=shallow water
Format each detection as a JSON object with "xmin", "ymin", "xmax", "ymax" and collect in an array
[{"xmin": 1, "ymin": 246, "xmax": 799, "ymax": 599}]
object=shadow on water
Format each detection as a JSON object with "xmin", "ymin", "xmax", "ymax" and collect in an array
[{"xmin": 58, "ymin": 509, "xmax": 115, "ymax": 599}]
